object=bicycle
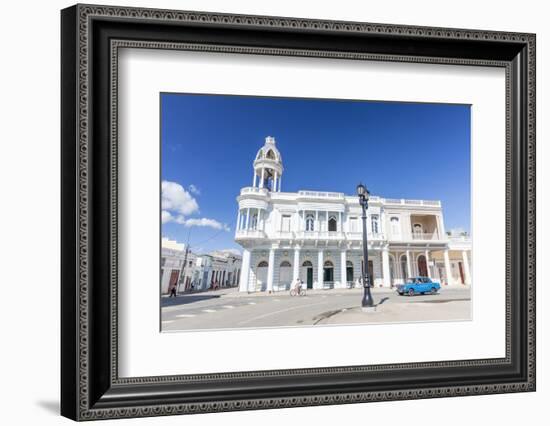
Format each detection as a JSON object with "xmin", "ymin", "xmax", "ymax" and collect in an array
[{"xmin": 290, "ymin": 286, "xmax": 306, "ymax": 296}]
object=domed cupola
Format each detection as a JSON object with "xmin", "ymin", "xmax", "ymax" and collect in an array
[{"xmin": 251, "ymin": 136, "xmax": 283, "ymax": 192}]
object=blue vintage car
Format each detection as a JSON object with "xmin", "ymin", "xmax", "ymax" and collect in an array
[{"xmin": 396, "ymin": 277, "xmax": 441, "ymax": 296}]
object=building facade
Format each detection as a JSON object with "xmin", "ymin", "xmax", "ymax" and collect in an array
[
  {"xmin": 160, "ymin": 238, "xmax": 196, "ymax": 294},
  {"xmin": 192, "ymin": 252, "xmax": 242, "ymax": 291},
  {"xmin": 235, "ymin": 136, "xmax": 472, "ymax": 293},
  {"xmin": 161, "ymin": 238, "xmax": 242, "ymax": 294}
]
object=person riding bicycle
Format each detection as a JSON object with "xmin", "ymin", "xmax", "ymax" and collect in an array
[{"xmin": 293, "ymin": 278, "xmax": 302, "ymax": 294}]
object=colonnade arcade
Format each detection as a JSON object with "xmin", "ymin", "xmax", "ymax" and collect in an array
[{"xmin": 238, "ymin": 246, "xmax": 470, "ymax": 293}]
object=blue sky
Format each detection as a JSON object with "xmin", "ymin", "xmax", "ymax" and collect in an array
[{"xmin": 161, "ymin": 93, "xmax": 471, "ymax": 254}]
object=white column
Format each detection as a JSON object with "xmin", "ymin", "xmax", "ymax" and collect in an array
[
  {"xmin": 266, "ymin": 248, "xmax": 275, "ymax": 293},
  {"xmin": 326, "ymin": 211, "xmax": 329, "ymax": 232},
  {"xmin": 252, "ymin": 172, "xmax": 257, "ymax": 187},
  {"xmin": 382, "ymin": 247, "xmax": 391, "ymax": 287},
  {"xmin": 462, "ymin": 250, "xmax": 471, "ymax": 285},
  {"xmin": 317, "ymin": 250, "xmax": 324, "ymax": 289},
  {"xmin": 425, "ymin": 250, "xmax": 432, "ymax": 278},
  {"xmin": 340, "ymin": 250, "xmax": 347, "ymax": 288},
  {"xmin": 259, "ymin": 209, "xmax": 264, "ymax": 231},
  {"xmin": 259, "ymin": 168, "xmax": 265, "ymax": 188},
  {"xmin": 339, "ymin": 212, "xmax": 343, "ymax": 232},
  {"xmin": 444, "ymin": 249, "xmax": 452, "ymax": 285},
  {"xmin": 236, "ymin": 210, "xmax": 241, "ymax": 231},
  {"xmin": 315, "ymin": 210, "xmax": 319, "ymax": 232},
  {"xmin": 239, "ymin": 249, "xmax": 251, "ymax": 292},
  {"xmin": 278, "ymin": 175, "xmax": 282, "ymax": 192},
  {"xmin": 245, "ymin": 208, "xmax": 250, "ymax": 230},
  {"xmin": 406, "ymin": 249, "xmax": 412, "ymax": 278},
  {"xmin": 293, "ymin": 248, "xmax": 300, "ymax": 282},
  {"xmin": 273, "ymin": 172, "xmax": 278, "ymax": 192}
]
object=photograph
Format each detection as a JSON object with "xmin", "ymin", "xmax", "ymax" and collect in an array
[{"xmin": 159, "ymin": 93, "xmax": 473, "ymax": 331}]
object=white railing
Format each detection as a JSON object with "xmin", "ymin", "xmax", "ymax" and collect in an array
[
  {"xmin": 448, "ymin": 234, "xmax": 471, "ymax": 243},
  {"xmin": 240, "ymin": 187, "xmax": 268, "ymax": 195},
  {"xmin": 235, "ymin": 229, "xmax": 266, "ymax": 239},
  {"xmin": 298, "ymin": 190, "xmax": 344, "ymax": 199},
  {"xmin": 275, "ymin": 231, "xmax": 295, "ymax": 239},
  {"xmin": 411, "ymin": 232, "xmax": 440, "ymax": 240},
  {"xmin": 346, "ymin": 232, "xmax": 385, "ymax": 240},
  {"xmin": 384, "ymin": 198, "xmax": 441, "ymax": 207}
]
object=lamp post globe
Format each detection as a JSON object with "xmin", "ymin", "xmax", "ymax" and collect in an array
[{"xmin": 357, "ymin": 183, "xmax": 374, "ymax": 308}]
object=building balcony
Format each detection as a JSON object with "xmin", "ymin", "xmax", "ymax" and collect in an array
[
  {"xmin": 384, "ymin": 198, "xmax": 441, "ymax": 207},
  {"xmin": 274, "ymin": 231, "xmax": 295, "ymax": 240},
  {"xmin": 345, "ymin": 231, "xmax": 385, "ymax": 241},
  {"xmin": 411, "ymin": 232, "xmax": 441, "ymax": 241},
  {"xmin": 239, "ymin": 187, "xmax": 269, "ymax": 196},
  {"xmin": 297, "ymin": 190, "xmax": 345, "ymax": 200},
  {"xmin": 235, "ymin": 229, "xmax": 267, "ymax": 240}
]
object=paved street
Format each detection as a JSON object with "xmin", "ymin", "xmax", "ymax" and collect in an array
[{"xmin": 161, "ymin": 286, "xmax": 471, "ymax": 331}]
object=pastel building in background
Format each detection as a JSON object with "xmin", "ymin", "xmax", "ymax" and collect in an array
[
  {"xmin": 160, "ymin": 238, "xmax": 242, "ymax": 294},
  {"xmin": 235, "ymin": 136, "xmax": 472, "ymax": 293}
]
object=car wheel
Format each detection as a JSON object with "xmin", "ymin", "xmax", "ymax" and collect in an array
[
  {"xmin": 430, "ymin": 287, "xmax": 438, "ymax": 295},
  {"xmin": 408, "ymin": 288, "xmax": 415, "ymax": 296}
]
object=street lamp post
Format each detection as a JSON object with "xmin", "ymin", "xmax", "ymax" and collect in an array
[{"xmin": 357, "ymin": 183, "xmax": 375, "ymax": 308}]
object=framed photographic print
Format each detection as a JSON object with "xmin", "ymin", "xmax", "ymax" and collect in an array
[{"xmin": 61, "ymin": 4, "xmax": 536, "ymax": 421}]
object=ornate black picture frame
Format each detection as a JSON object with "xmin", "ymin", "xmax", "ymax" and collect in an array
[{"xmin": 61, "ymin": 4, "xmax": 536, "ymax": 421}]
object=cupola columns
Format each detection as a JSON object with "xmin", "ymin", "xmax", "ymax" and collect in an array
[{"xmin": 252, "ymin": 136, "xmax": 284, "ymax": 192}]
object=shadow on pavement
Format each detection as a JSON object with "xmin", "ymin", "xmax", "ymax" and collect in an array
[
  {"xmin": 377, "ymin": 297, "xmax": 390, "ymax": 306},
  {"xmin": 161, "ymin": 294, "xmax": 221, "ymax": 307}
]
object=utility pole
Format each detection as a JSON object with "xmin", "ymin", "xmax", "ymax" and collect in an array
[{"xmin": 177, "ymin": 229, "xmax": 192, "ymax": 294}]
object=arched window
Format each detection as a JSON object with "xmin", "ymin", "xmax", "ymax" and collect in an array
[
  {"xmin": 266, "ymin": 149, "xmax": 276, "ymax": 160},
  {"xmin": 328, "ymin": 215, "xmax": 337, "ymax": 232},
  {"xmin": 302, "ymin": 260, "xmax": 313, "ymax": 267},
  {"xmin": 279, "ymin": 260, "xmax": 292, "ymax": 289},
  {"xmin": 306, "ymin": 214, "xmax": 314, "ymax": 231},
  {"xmin": 413, "ymin": 223, "xmax": 423, "ymax": 237},
  {"xmin": 324, "ymin": 260, "xmax": 334, "ymax": 267},
  {"xmin": 371, "ymin": 214, "xmax": 379, "ymax": 234},
  {"xmin": 390, "ymin": 217, "xmax": 400, "ymax": 237},
  {"xmin": 257, "ymin": 261, "xmax": 268, "ymax": 268}
]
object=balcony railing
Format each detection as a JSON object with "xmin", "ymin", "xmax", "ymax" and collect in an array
[
  {"xmin": 297, "ymin": 190, "xmax": 345, "ymax": 200},
  {"xmin": 411, "ymin": 232, "xmax": 440, "ymax": 240},
  {"xmin": 385, "ymin": 198, "xmax": 441, "ymax": 207},
  {"xmin": 345, "ymin": 231, "xmax": 385, "ymax": 240},
  {"xmin": 240, "ymin": 187, "xmax": 268, "ymax": 196},
  {"xmin": 235, "ymin": 229, "xmax": 266, "ymax": 239}
]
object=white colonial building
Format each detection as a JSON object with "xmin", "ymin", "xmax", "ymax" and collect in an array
[{"xmin": 235, "ymin": 136, "xmax": 472, "ymax": 293}]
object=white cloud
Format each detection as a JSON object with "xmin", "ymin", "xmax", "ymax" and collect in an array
[
  {"xmin": 161, "ymin": 181, "xmax": 199, "ymax": 215},
  {"xmin": 161, "ymin": 210, "xmax": 186, "ymax": 225},
  {"xmin": 184, "ymin": 218, "xmax": 230, "ymax": 232},
  {"xmin": 217, "ymin": 248, "xmax": 242, "ymax": 256},
  {"xmin": 188, "ymin": 184, "xmax": 201, "ymax": 195},
  {"xmin": 161, "ymin": 210, "xmax": 173, "ymax": 224},
  {"xmin": 161, "ymin": 181, "xmax": 229, "ymax": 232}
]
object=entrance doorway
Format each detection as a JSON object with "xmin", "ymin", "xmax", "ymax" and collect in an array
[
  {"xmin": 256, "ymin": 261, "xmax": 268, "ymax": 291},
  {"xmin": 346, "ymin": 260, "xmax": 354, "ymax": 284},
  {"xmin": 418, "ymin": 255, "xmax": 428, "ymax": 277},
  {"xmin": 302, "ymin": 260, "xmax": 313, "ymax": 289}
]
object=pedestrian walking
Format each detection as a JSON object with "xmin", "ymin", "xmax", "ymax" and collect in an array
[{"xmin": 169, "ymin": 284, "xmax": 177, "ymax": 298}]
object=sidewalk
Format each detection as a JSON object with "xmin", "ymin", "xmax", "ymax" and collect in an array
[{"xmin": 163, "ymin": 284, "xmax": 471, "ymax": 299}]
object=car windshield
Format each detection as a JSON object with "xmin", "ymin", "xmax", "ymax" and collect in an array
[{"xmin": 407, "ymin": 278, "xmax": 421, "ymax": 283}]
